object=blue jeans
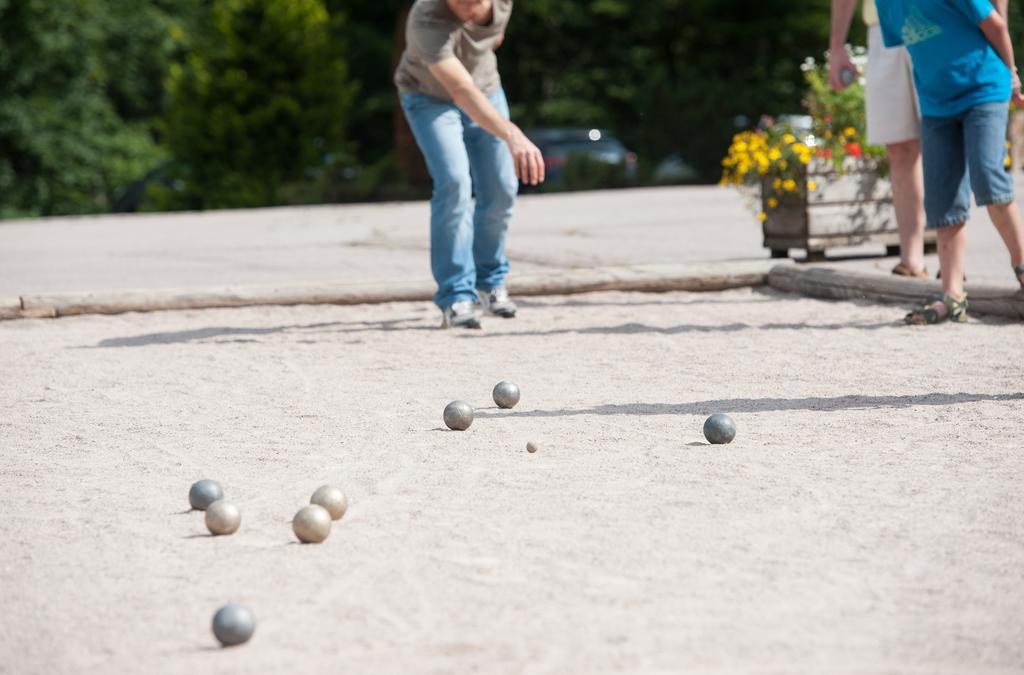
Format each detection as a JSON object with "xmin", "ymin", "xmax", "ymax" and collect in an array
[
  {"xmin": 920, "ymin": 102, "xmax": 1014, "ymax": 230},
  {"xmin": 400, "ymin": 89, "xmax": 518, "ymax": 309}
]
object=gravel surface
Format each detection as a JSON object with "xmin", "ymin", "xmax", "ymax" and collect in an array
[{"xmin": 2, "ymin": 289, "xmax": 1023, "ymax": 674}]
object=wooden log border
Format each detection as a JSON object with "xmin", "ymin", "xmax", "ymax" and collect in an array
[
  {"xmin": 7, "ymin": 262, "xmax": 1018, "ymax": 322},
  {"xmin": 0, "ymin": 297, "xmax": 23, "ymax": 320},
  {"xmin": 3, "ymin": 261, "xmax": 774, "ymax": 320},
  {"xmin": 769, "ymin": 265, "xmax": 1024, "ymax": 320}
]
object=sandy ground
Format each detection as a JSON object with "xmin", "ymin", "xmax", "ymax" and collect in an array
[{"xmin": 2, "ymin": 289, "xmax": 1023, "ymax": 674}]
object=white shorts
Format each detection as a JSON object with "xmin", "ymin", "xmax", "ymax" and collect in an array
[{"xmin": 866, "ymin": 24, "xmax": 921, "ymax": 146}]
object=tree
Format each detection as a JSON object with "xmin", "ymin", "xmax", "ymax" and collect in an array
[
  {"xmin": 331, "ymin": 0, "xmax": 835, "ymax": 187},
  {"xmin": 326, "ymin": 0, "xmax": 408, "ymax": 167},
  {"xmin": 95, "ymin": 0, "xmax": 205, "ymax": 123},
  {"xmin": 0, "ymin": 0, "xmax": 164, "ymax": 217},
  {"xmin": 158, "ymin": 0, "xmax": 355, "ymax": 209},
  {"xmin": 500, "ymin": 0, "xmax": 833, "ymax": 182}
]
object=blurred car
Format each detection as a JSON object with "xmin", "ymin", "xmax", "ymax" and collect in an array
[
  {"xmin": 777, "ymin": 114, "xmax": 812, "ymax": 131},
  {"xmin": 652, "ymin": 153, "xmax": 699, "ymax": 184},
  {"xmin": 776, "ymin": 114, "xmax": 816, "ymax": 146},
  {"xmin": 524, "ymin": 127, "xmax": 637, "ymax": 186}
]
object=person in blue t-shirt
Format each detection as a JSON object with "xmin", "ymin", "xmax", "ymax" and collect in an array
[{"xmin": 877, "ymin": 0, "xmax": 1024, "ymax": 323}]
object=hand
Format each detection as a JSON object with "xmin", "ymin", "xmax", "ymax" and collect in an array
[
  {"xmin": 1013, "ymin": 69, "xmax": 1024, "ymax": 105},
  {"xmin": 506, "ymin": 125, "xmax": 545, "ymax": 185},
  {"xmin": 828, "ymin": 48, "xmax": 858, "ymax": 91}
]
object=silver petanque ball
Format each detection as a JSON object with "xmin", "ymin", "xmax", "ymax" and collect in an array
[
  {"xmin": 492, "ymin": 381, "xmax": 521, "ymax": 409},
  {"xmin": 212, "ymin": 603, "xmax": 255, "ymax": 647},
  {"xmin": 189, "ymin": 479, "xmax": 224, "ymax": 511},
  {"xmin": 205, "ymin": 500, "xmax": 241, "ymax": 536},
  {"xmin": 292, "ymin": 504, "xmax": 332, "ymax": 543},
  {"xmin": 310, "ymin": 485, "xmax": 348, "ymax": 521},
  {"xmin": 703, "ymin": 414, "xmax": 737, "ymax": 445},
  {"xmin": 443, "ymin": 400, "xmax": 474, "ymax": 431}
]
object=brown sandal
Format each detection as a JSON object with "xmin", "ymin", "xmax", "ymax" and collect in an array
[{"xmin": 892, "ymin": 263, "xmax": 928, "ymax": 278}]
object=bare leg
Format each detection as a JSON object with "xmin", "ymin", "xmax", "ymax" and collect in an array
[
  {"xmin": 986, "ymin": 201, "xmax": 1024, "ymax": 269},
  {"xmin": 936, "ymin": 224, "xmax": 967, "ymax": 300},
  {"xmin": 907, "ymin": 224, "xmax": 967, "ymax": 322},
  {"xmin": 887, "ymin": 139, "xmax": 926, "ymax": 272}
]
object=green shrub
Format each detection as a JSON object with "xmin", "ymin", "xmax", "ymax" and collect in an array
[{"xmin": 158, "ymin": 0, "xmax": 355, "ymax": 210}]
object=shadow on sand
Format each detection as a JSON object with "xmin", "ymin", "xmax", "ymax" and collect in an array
[
  {"xmin": 84, "ymin": 317, "xmax": 434, "ymax": 348},
  {"xmin": 476, "ymin": 392, "xmax": 1024, "ymax": 418},
  {"xmin": 457, "ymin": 318, "xmax": 898, "ymax": 338}
]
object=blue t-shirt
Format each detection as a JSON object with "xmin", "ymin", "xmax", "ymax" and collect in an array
[{"xmin": 877, "ymin": 0, "xmax": 1011, "ymax": 116}]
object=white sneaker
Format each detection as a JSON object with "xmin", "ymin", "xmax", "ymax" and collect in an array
[
  {"xmin": 441, "ymin": 300, "xmax": 482, "ymax": 329},
  {"xmin": 477, "ymin": 287, "xmax": 517, "ymax": 318}
]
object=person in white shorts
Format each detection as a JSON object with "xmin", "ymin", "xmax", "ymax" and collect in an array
[{"xmin": 829, "ymin": 0, "xmax": 928, "ymax": 277}]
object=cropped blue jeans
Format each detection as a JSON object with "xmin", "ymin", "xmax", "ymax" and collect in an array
[
  {"xmin": 920, "ymin": 101, "xmax": 1015, "ymax": 230},
  {"xmin": 400, "ymin": 88, "xmax": 518, "ymax": 309}
]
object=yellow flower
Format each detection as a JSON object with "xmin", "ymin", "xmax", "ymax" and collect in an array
[
  {"xmin": 843, "ymin": 127, "xmax": 857, "ymax": 137},
  {"xmin": 824, "ymin": 130, "xmax": 833, "ymax": 139},
  {"xmin": 782, "ymin": 179, "xmax": 797, "ymax": 192},
  {"xmin": 779, "ymin": 160, "xmax": 788, "ymax": 170},
  {"xmin": 807, "ymin": 180, "xmax": 818, "ymax": 191},
  {"xmin": 768, "ymin": 148, "xmax": 782, "ymax": 161},
  {"xmin": 773, "ymin": 178, "xmax": 782, "ymax": 190},
  {"xmin": 767, "ymin": 197, "xmax": 779, "ymax": 209},
  {"xmin": 784, "ymin": 134, "xmax": 796, "ymax": 144},
  {"xmin": 758, "ymin": 211, "xmax": 767, "ymax": 222}
]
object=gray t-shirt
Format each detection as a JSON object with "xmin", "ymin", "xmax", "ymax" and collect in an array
[{"xmin": 394, "ymin": 0, "xmax": 512, "ymax": 101}]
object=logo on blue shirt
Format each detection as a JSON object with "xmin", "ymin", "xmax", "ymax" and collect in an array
[{"xmin": 901, "ymin": 7, "xmax": 942, "ymax": 45}]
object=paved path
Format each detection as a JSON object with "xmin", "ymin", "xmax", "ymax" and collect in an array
[{"xmin": 2, "ymin": 180, "xmax": 1023, "ymax": 297}]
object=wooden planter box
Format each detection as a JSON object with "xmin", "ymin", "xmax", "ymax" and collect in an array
[{"xmin": 761, "ymin": 165, "xmax": 936, "ymax": 261}]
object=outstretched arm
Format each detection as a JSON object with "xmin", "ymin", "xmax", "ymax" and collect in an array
[
  {"xmin": 979, "ymin": 10, "xmax": 1023, "ymax": 104},
  {"xmin": 428, "ymin": 57, "xmax": 544, "ymax": 185},
  {"xmin": 829, "ymin": 0, "xmax": 859, "ymax": 90}
]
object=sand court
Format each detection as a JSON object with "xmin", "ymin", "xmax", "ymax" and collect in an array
[{"xmin": 2, "ymin": 288, "xmax": 1023, "ymax": 673}]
